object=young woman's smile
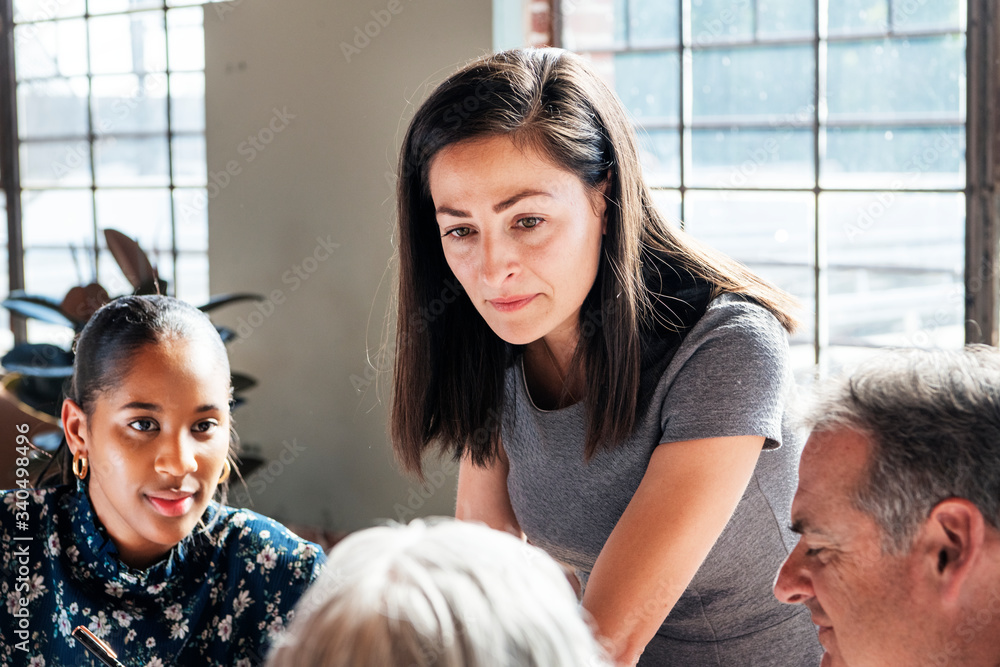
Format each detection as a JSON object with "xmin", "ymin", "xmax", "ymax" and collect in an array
[
  {"xmin": 63, "ymin": 336, "xmax": 232, "ymax": 568},
  {"xmin": 428, "ymin": 135, "xmax": 607, "ymax": 352}
]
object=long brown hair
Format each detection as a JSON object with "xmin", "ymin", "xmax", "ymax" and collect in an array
[{"xmin": 391, "ymin": 48, "xmax": 798, "ymax": 475}]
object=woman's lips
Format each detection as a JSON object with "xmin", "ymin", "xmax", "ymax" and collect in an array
[
  {"xmin": 489, "ymin": 294, "xmax": 537, "ymax": 312},
  {"xmin": 146, "ymin": 494, "xmax": 194, "ymax": 517}
]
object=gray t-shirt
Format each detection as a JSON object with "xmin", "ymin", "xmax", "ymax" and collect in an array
[{"xmin": 503, "ymin": 293, "xmax": 822, "ymax": 666}]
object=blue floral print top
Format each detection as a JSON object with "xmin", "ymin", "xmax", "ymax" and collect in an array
[{"xmin": 0, "ymin": 481, "xmax": 326, "ymax": 667}]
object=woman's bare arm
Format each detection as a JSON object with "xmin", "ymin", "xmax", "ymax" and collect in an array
[{"xmin": 582, "ymin": 434, "xmax": 765, "ymax": 666}]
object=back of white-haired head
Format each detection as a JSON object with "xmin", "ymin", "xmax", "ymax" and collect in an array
[{"xmin": 265, "ymin": 518, "xmax": 610, "ymax": 667}]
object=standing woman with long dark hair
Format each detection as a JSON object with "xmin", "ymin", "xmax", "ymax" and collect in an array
[{"xmin": 391, "ymin": 49, "xmax": 821, "ymax": 666}]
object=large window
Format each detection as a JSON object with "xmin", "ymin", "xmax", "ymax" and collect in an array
[
  {"xmin": 4, "ymin": 0, "xmax": 212, "ymax": 352},
  {"xmin": 561, "ymin": 0, "xmax": 968, "ymax": 376}
]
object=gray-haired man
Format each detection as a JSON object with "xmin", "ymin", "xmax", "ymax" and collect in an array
[{"xmin": 774, "ymin": 345, "xmax": 1000, "ymax": 667}]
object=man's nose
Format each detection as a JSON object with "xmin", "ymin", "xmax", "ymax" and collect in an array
[{"xmin": 773, "ymin": 543, "xmax": 814, "ymax": 605}]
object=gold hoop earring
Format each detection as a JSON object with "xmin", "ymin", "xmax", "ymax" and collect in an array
[
  {"xmin": 72, "ymin": 452, "xmax": 89, "ymax": 480},
  {"xmin": 218, "ymin": 459, "xmax": 232, "ymax": 485}
]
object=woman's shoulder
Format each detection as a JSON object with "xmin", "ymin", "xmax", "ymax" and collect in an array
[
  {"xmin": 205, "ymin": 504, "xmax": 326, "ymax": 570},
  {"xmin": 689, "ymin": 292, "xmax": 788, "ymax": 347}
]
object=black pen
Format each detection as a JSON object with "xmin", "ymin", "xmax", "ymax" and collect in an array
[{"xmin": 72, "ymin": 625, "xmax": 129, "ymax": 667}]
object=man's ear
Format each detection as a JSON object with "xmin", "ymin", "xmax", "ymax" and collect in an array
[
  {"xmin": 61, "ymin": 398, "xmax": 90, "ymax": 457},
  {"xmin": 919, "ymin": 498, "xmax": 985, "ymax": 604}
]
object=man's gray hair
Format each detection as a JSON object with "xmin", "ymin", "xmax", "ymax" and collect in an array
[
  {"xmin": 802, "ymin": 345, "xmax": 1000, "ymax": 553},
  {"xmin": 265, "ymin": 518, "xmax": 610, "ymax": 667}
]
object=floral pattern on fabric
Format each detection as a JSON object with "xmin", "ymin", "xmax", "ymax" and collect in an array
[{"xmin": 0, "ymin": 481, "xmax": 325, "ymax": 666}]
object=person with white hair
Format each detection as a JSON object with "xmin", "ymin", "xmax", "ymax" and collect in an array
[{"xmin": 265, "ymin": 517, "xmax": 611, "ymax": 667}]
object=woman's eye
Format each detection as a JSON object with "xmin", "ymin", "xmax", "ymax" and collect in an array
[
  {"xmin": 128, "ymin": 419, "xmax": 158, "ymax": 432},
  {"xmin": 517, "ymin": 217, "xmax": 542, "ymax": 229},
  {"xmin": 193, "ymin": 420, "xmax": 218, "ymax": 434},
  {"xmin": 444, "ymin": 227, "xmax": 472, "ymax": 239}
]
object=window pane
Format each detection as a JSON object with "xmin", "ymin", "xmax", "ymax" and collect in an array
[
  {"xmin": 170, "ymin": 72, "xmax": 205, "ymax": 132},
  {"xmin": 172, "ymin": 135, "xmax": 206, "ymax": 186},
  {"xmin": 692, "ymin": 45, "xmax": 814, "ymax": 120},
  {"xmin": 891, "ymin": 0, "xmax": 963, "ymax": 32},
  {"xmin": 637, "ymin": 129, "xmax": 680, "ymax": 187},
  {"xmin": 758, "ymin": 0, "xmax": 814, "ymax": 38},
  {"xmin": 96, "ymin": 189, "xmax": 172, "ymax": 252},
  {"xmin": 614, "ymin": 51, "xmax": 679, "ymax": 123},
  {"xmin": 88, "ymin": 0, "xmax": 164, "ymax": 15},
  {"xmin": 823, "ymin": 192, "xmax": 963, "ymax": 271},
  {"xmin": 683, "ymin": 191, "xmax": 815, "ymax": 265},
  {"xmin": 561, "ymin": 0, "xmax": 619, "ymax": 51},
  {"xmin": 826, "ymin": 35, "xmax": 966, "ymax": 119},
  {"xmin": 627, "ymin": 0, "xmax": 678, "ymax": 46},
  {"xmin": 24, "ymin": 247, "xmax": 82, "ymax": 298},
  {"xmin": 823, "ymin": 192, "xmax": 964, "ymax": 349},
  {"xmin": 167, "ymin": 7, "xmax": 205, "ymax": 72},
  {"xmin": 89, "ymin": 12, "xmax": 168, "ymax": 76},
  {"xmin": 650, "ymin": 188, "xmax": 681, "ymax": 226},
  {"xmin": 687, "ymin": 128, "xmax": 814, "ymax": 187},
  {"xmin": 18, "ymin": 77, "xmax": 90, "ymax": 140},
  {"xmin": 825, "ymin": 345, "xmax": 885, "ymax": 377},
  {"xmin": 175, "ymin": 252, "xmax": 209, "ymax": 305},
  {"xmin": 21, "ymin": 189, "xmax": 94, "ymax": 247},
  {"xmin": 827, "ymin": 267, "xmax": 962, "ymax": 348},
  {"xmin": 20, "ymin": 141, "xmax": 92, "ymax": 187},
  {"xmin": 822, "ymin": 126, "xmax": 965, "ymax": 189},
  {"xmin": 14, "ymin": 0, "xmax": 86, "ymax": 21},
  {"xmin": 828, "ymin": 0, "xmax": 888, "ymax": 35},
  {"xmin": 174, "ymin": 188, "xmax": 208, "ymax": 252},
  {"xmin": 15, "ymin": 19, "xmax": 88, "ymax": 79},
  {"xmin": 94, "ymin": 136, "xmax": 170, "ymax": 186},
  {"xmin": 91, "ymin": 73, "xmax": 169, "ymax": 135},
  {"xmin": 691, "ymin": 0, "xmax": 753, "ymax": 44}
]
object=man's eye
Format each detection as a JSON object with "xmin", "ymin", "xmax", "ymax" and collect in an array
[
  {"xmin": 128, "ymin": 419, "xmax": 157, "ymax": 432},
  {"xmin": 805, "ymin": 547, "xmax": 825, "ymax": 557}
]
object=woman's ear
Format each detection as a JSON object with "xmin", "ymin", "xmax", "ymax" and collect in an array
[
  {"xmin": 61, "ymin": 398, "xmax": 89, "ymax": 457},
  {"xmin": 920, "ymin": 498, "xmax": 985, "ymax": 604},
  {"xmin": 595, "ymin": 174, "xmax": 612, "ymax": 235}
]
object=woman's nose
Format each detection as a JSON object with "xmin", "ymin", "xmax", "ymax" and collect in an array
[
  {"xmin": 154, "ymin": 432, "xmax": 199, "ymax": 478},
  {"xmin": 480, "ymin": 232, "xmax": 516, "ymax": 287}
]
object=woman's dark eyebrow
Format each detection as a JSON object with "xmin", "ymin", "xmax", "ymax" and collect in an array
[
  {"xmin": 119, "ymin": 402, "xmax": 220, "ymax": 413},
  {"xmin": 120, "ymin": 401, "xmax": 160, "ymax": 412},
  {"xmin": 435, "ymin": 189, "xmax": 553, "ymax": 218}
]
